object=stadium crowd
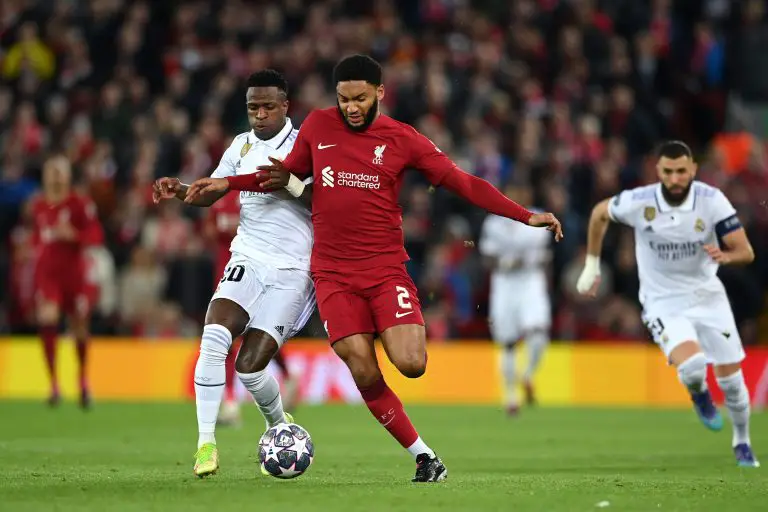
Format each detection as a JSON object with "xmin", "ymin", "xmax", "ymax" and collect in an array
[{"xmin": 1, "ymin": 0, "xmax": 767, "ymax": 343}]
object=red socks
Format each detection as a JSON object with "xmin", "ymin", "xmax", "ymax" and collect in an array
[
  {"xmin": 40, "ymin": 326, "xmax": 58, "ymax": 394},
  {"xmin": 224, "ymin": 348, "xmax": 237, "ymax": 401},
  {"xmin": 358, "ymin": 378, "xmax": 418, "ymax": 448},
  {"xmin": 75, "ymin": 338, "xmax": 89, "ymax": 393}
]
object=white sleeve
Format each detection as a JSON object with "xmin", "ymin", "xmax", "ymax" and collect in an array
[
  {"xmin": 607, "ymin": 189, "xmax": 639, "ymax": 227},
  {"xmin": 210, "ymin": 140, "xmax": 241, "ymax": 179},
  {"xmin": 478, "ymin": 216, "xmax": 502, "ymax": 256},
  {"xmin": 710, "ymin": 189, "xmax": 741, "ymax": 238}
]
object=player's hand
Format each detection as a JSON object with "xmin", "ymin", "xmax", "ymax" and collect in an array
[
  {"xmin": 152, "ymin": 177, "xmax": 182, "ymax": 204},
  {"xmin": 185, "ymin": 178, "xmax": 229, "ymax": 203},
  {"xmin": 257, "ymin": 156, "xmax": 289, "ymax": 191},
  {"xmin": 576, "ymin": 255, "xmax": 601, "ymax": 297},
  {"xmin": 528, "ymin": 212, "xmax": 564, "ymax": 242},
  {"xmin": 703, "ymin": 244, "xmax": 731, "ymax": 265}
]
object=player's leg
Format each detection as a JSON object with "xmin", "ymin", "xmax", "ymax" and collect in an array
[
  {"xmin": 645, "ymin": 312, "xmax": 723, "ymax": 430},
  {"xmin": 489, "ymin": 299, "xmax": 522, "ymax": 414},
  {"xmin": 36, "ymin": 295, "xmax": 61, "ymax": 407},
  {"xmin": 238, "ymin": 268, "xmax": 313, "ymax": 428},
  {"xmin": 520, "ymin": 290, "xmax": 551, "ymax": 406},
  {"xmin": 272, "ymin": 349, "xmax": 300, "ymax": 413},
  {"xmin": 218, "ymin": 339, "xmax": 241, "ymax": 427},
  {"xmin": 193, "ymin": 297, "xmax": 250, "ymax": 476},
  {"xmin": 69, "ymin": 297, "xmax": 92, "ymax": 410},
  {"xmin": 697, "ymin": 305, "xmax": 758, "ymax": 467},
  {"xmin": 235, "ymin": 329, "xmax": 289, "ymax": 427}
]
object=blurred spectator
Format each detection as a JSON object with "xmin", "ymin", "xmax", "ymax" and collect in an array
[{"xmin": 0, "ymin": 0, "xmax": 766, "ymax": 344}]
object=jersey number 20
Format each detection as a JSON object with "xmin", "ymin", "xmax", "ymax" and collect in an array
[{"xmin": 221, "ymin": 265, "xmax": 245, "ymax": 283}]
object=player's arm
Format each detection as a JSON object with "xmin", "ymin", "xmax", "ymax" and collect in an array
[
  {"xmin": 153, "ymin": 177, "xmax": 227, "ymax": 207},
  {"xmin": 576, "ymin": 198, "xmax": 611, "ymax": 296},
  {"xmin": 410, "ymin": 132, "xmax": 563, "ymax": 240},
  {"xmin": 703, "ymin": 192, "xmax": 754, "ymax": 265}
]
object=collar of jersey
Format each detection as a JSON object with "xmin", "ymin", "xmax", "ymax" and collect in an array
[
  {"xmin": 249, "ymin": 118, "xmax": 293, "ymax": 149},
  {"xmin": 654, "ymin": 181, "xmax": 696, "ymax": 213}
]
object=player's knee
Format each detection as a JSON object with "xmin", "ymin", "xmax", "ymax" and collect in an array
[
  {"xmin": 393, "ymin": 352, "xmax": 427, "ymax": 379},
  {"xmin": 37, "ymin": 303, "xmax": 59, "ymax": 326},
  {"xmin": 199, "ymin": 324, "xmax": 233, "ymax": 365},
  {"xmin": 676, "ymin": 352, "xmax": 708, "ymax": 387},
  {"xmin": 205, "ymin": 299, "xmax": 248, "ymax": 338}
]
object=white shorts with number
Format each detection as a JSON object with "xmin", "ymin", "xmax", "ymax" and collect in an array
[
  {"xmin": 642, "ymin": 293, "xmax": 745, "ymax": 365},
  {"xmin": 489, "ymin": 281, "xmax": 551, "ymax": 345},
  {"xmin": 211, "ymin": 253, "xmax": 315, "ymax": 346}
]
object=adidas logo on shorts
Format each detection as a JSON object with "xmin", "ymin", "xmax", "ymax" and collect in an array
[{"xmin": 275, "ymin": 325, "xmax": 285, "ymax": 336}]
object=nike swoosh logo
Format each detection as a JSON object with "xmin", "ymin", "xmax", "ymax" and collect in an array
[
  {"xmin": 395, "ymin": 311, "xmax": 414, "ymax": 319},
  {"xmin": 317, "ymin": 143, "xmax": 336, "ymax": 150}
]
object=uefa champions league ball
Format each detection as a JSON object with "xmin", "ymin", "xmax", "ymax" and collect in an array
[{"xmin": 258, "ymin": 423, "xmax": 314, "ymax": 479}]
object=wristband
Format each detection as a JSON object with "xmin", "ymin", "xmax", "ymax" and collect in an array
[{"xmin": 285, "ymin": 173, "xmax": 305, "ymax": 198}]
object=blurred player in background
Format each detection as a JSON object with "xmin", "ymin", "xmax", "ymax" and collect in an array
[
  {"xmin": 577, "ymin": 141, "xmax": 759, "ymax": 467},
  {"xmin": 479, "ymin": 184, "xmax": 552, "ymax": 416},
  {"xmin": 29, "ymin": 155, "xmax": 103, "ymax": 409},
  {"xmin": 154, "ymin": 69, "xmax": 314, "ymax": 478},
  {"xmin": 202, "ymin": 191, "xmax": 301, "ymax": 427},
  {"xmin": 188, "ymin": 55, "xmax": 563, "ymax": 482}
]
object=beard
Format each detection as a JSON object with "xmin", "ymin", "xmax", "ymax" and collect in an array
[
  {"xmin": 337, "ymin": 99, "xmax": 379, "ymax": 132},
  {"xmin": 661, "ymin": 181, "xmax": 693, "ymax": 206}
]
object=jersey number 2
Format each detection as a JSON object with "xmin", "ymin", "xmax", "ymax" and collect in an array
[
  {"xmin": 396, "ymin": 286, "xmax": 412, "ymax": 309},
  {"xmin": 221, "ymin": 265, "xmax": 245, "ymax": 283}
]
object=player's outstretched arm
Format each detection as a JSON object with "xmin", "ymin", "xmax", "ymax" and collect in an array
[
  {"xmin": 576, "ymin": 198, "xmax": 611, "ymax": 296},
  {"xmin": 154, "ymin": 177, "xmax": 226, "ymax": 207},
  {"xmin": 440, "ymin": 171, "xmax": 563, "ymax": 241}
]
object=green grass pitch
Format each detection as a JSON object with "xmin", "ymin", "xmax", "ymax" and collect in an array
[{"xmin": 1, "ymin": 401, "xmax": 765, "ymax": 511}]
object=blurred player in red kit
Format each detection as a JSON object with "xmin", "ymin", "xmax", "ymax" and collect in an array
[
  {"xmin": 187, "ymin": 55, "xmax": 563, "ymax": 482},
  {"xmin": 29, "ymin": 155, "xmax": 103, "ymax": 408},
  {"xmin": 202, "ymin": 192, "xmax": 302, "ymax": 426}
]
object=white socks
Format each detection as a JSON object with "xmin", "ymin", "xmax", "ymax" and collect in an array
[
  {"xmin": 523, "ymin": 331, "xmax": 548, "ymax": 382},
  {"xmin": 501, "ymin": 345, "xmax": 517, "ymax": 407},
  {"xmin": 237, "ymin": 369, "xmax": 286, "ymax": 427},
  {"xmin": 717, "ymin": 370, "xmax": 751, "ymax": 447},
  {"xmin": 194, "ymin": 324, "xmax": 232, "ymax": 448},
  {"xmin": 677, "ymin": 353, "xmax": 708, "ymax": 393},
  {"xmin": 406, "ymin": 436, "xmax": 435, "ymax": 459}
]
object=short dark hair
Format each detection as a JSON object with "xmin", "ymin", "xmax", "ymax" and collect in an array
[
  {"xmin": 246, "ymin": 69, "xmax": 288, "ymax": 95},
  {"xmin": 657, "ymin": 140, "xmax": 693, "ymax": 160},
  {"xmin": 333, "ymin": 55, "xmax": 383, "ymax": 86}
]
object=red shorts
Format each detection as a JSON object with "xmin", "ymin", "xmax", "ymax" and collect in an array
[
  {"xmin": 36, "ymin": 274, "xmax": 93, "ymax": 317},
  {"xmin": 312, "ymin": 264, "xmax": 424, "ymax": 344}
]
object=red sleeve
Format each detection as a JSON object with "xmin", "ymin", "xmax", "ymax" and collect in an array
[
  {"xmin": 408, "ymin": 130, "xmax": 456, "ymax": 186},
  {"xmin": 227, "ymin": 112, "xmax": 315, "ymax": 192},
  {"xmin": 441, "ymin": 170, "xmax": 533, "ymax": 224}
]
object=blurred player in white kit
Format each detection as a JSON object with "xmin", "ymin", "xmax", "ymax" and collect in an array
[
  {"xmin": 577, "ymin": 140, "xmax": 759, "ymax": 467},
  {"xmin": 480, "ymin": 184, "xmax": 552, "ymax": 415}
]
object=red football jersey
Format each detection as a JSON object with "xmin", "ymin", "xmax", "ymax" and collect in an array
[
  {"xmin": 283, "ymin": 108, "xmax": 457, "ymax": 271},
  {"xmin": 204, "ymin": 192, "xmax": 240, "ymax": 284},
  {"xmin": 30, "ymin": 193, "xmax": 103, "ymax": 278}
]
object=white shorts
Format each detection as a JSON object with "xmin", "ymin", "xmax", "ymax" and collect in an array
[
  {"xmin": 211, "ymin": 253, "xmax": 315, "ymax": 347},
  {"xmin": 642, "ymin": 293, "xmax": 744, "ymax": 365},
  {"xmin": 489, "ymin": 287, "xmax": 550, "ymax": 344}
]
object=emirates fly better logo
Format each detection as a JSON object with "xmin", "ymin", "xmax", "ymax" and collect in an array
[{"xmin": 321, "ymin": 166, "xmax": 380, "ymax": 189}]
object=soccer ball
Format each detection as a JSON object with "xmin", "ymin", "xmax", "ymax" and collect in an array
[{"xmin": 258, "ymin": 423, "xmax": 314, "ymax": 479}]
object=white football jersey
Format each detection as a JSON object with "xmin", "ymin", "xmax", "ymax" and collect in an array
[
  {"xmin": 479, "ymin": 213, "xmax": 551, "ymax": 295},
  {"xmin": 608, "ymin": 181, "xmax": 741, "ymax": 308},
  {"xmin": 211, "ymin": 119, "xmax": 313, "ymax": 270}
]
